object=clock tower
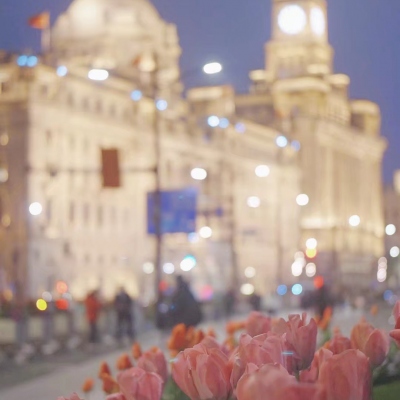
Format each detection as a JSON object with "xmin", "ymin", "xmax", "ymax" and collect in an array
[{"xmin": 266, "ymin": 0, "xmax": 333, "ymax": 79}]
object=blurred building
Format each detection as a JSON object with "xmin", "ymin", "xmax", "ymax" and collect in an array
[
  {"xmin": 384, "ymin": 170, "xmax": 400, "ymax": 286},
  {"xmin": 0, "ymin": 0, "xmax": 386, "ymax": 303},
  {"xmin": 0, "ymin": 0, "xmax": 300, "ymax": 302},
  {"xmin": 234, "ymin": 0, "xmax": 386, "ymax": 289}
]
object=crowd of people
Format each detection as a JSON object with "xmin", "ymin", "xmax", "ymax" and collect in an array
[{"xmin": 83, "ymin": 276, "xmax": 334, "ymax": 345}]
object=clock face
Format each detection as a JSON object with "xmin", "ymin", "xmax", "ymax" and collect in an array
[
  {"xmin": 278, "ymin": 5, "xmax": 307, "ymax": 35},
  {"xmin": 310, "ymin": 7, "xmax": 326, "ymax": 35}
]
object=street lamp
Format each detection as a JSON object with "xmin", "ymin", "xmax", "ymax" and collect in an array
[
  {"xmin": 296, "ymin": 194, "xmax": 309, "ymax": 206},
  {"xmin": 191, "ymin": 168, "xmax": 207, "ymax": 181},
  {"xmin": 349, "ymin": 215, "xmax": 361, "ymax": 227},
  {"xmin": 88, "ymin": 69, "xmax": 109, "ymax": 81},
  {"xmin": 203, "ymin": 62, "xmax": 223, "ymax": 75},
  {"xmin": 255, "ymin": 165, "xmax": 270, "ymax": 178},
  {"xmin": 29, "ymin": 202, "xmax": 43, "ymax": 216},
  {"xmin": 386, "ymin": 224, "xmax": 396, "ymax": 236},
  {"xmin": 141, "ymin": 57, "xmax": 222, "ymax": 306}
]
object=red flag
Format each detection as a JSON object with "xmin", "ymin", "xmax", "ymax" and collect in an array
[
  {"xmin": 28, "ymin": 12, "xmax": 50, "ymax": 30},
  {"xmin": 101, "ymin": 149, "xmax": 121, "ymax": 188}
]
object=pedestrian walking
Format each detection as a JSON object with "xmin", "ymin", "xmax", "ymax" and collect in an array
[
  {"xmin": 84, "ymin": 290, "xmax": 102, "ymax": 344},
  {"xmin": 171, "ymin": 276, "xmax": 202, "ymax": 327},
  {"xmin": 114, "ymin": 287, "xmax": 134, "ymax": 341}
]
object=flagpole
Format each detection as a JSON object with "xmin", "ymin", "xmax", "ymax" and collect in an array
[{"xmin": 41, "ymin": 25, "xmax": 51, "ymax": 54}]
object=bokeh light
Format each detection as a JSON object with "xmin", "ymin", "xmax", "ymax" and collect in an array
[
  {"xmin": 306, "ymin": 238, "xmax": 317, "ymax": 249},
  {"xmin": 29, "ymin": 202, "xmax": 43, "ymax": 216},
  {"xmin": 296, "ymin": 194, "xmax": 309, "ymax": 206},
  {"xmin": 386, "ymin": 224, "xmax": 396, "ymax": 236},
  {"xmin": 277, "ymin": 285, "xmax": 288, "ymax": 296},
  {"xmin": 349, "ymin": 215, "xmax": 361, "ymax": 227},
  {"xmin": 143, "ymin": 262, "xmax": 154, "ymax": 274},
  {"xmin": 255, "ymin": 165, "xmax": 270, "ymax": 178},
  {"xmin": 306, "ymin": 263, "xmax": 317, "ymax": 277},
  {"xmin": 36, "ymin": 299, "xmax": 48, "ymax": 311},
  {"xmin": 191, "ymin": 168, "xmax": 207, "ymax": 180},
  {"xmin": 247, "ymin": 196, "xmax": 261, "ymax": 208},
  {"xmin": 292, "ymin": 284, "xmax": 303, "ymax": 295},
  {"xmin": 163, "ymin": 263, "xmax": 175, "ymax": 274},
  {"xmin": 240, "ymin": 283, "xmax": 255, "ymax": 296},
  {"xmin": 306, "ymin": 248, "xmax": 317, "ymax": 258},
  {"xmin": 390, "ymin": 246, "xmax": 400, "ymax": 258},
  {"xmin": 199, "ymin": 226, "xmax": 212, "ymax": 239},
  {"xmin": 244, "ymin": 266, "xmax": 256, "ymax": 278}
]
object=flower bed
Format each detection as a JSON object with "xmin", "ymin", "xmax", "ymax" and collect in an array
[{"xmin": 58, "ymin": 301, "xmax": 400, "ymax": 400}]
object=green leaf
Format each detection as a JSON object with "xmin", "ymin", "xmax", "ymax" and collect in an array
[
  {"xmin": 162, "ymin": 378, "xmax": 191, "ymax": 400},
  {"xmin": 373, "ymin": 380, "xmax": 400, "ymax": 400}
]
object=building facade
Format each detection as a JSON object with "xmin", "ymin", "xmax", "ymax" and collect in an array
[
  {"xmin": 384, "ymin": 170, "xmax": 400, "ymax": 286},
  {"xmin": 235, "ymin": 0, "xmax": 386, "ymax": 288},
  {"xmin": 0, "ymin": 0, "xmax": 386, "ymax": 303}
]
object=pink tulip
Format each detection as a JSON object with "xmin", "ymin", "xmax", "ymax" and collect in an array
[
  {"xmin": 137, "ymin": 348, "xmax": 168, "ymax": 383},
  {"xmin": 350, "ymin": 320, "xmax": 389, "ymax": 367},
  {"xmin": 245, "ymin": 311, "xmax": 272, "ymax": 337},
  {"xmin": 328, "ymin": 333, "xmax": 351, "ymax": 355},
  {"xmin": 106, "ymin": 394, "xmax": 127, "ymax": 400},
  {"xmin": 350, "ymin": 319, "xmax": 374, "ymax": 351},
  {"xmin": 318, "ymin": 349, "xmax": 371, "ymax": 400},
  {"xmin": 300, "ymin": 348, "xmax": 333, "ymax": 383},
  {"xmin": 172, "ymin": 342, "xmax": 232, "ymax": 400},
  {"xmin": 57, "ymin": 394, "xmax": 83, "ymax": 400},
  {"xmin": 393, "ymin": 300, "xmax": 400, "ymax": 321},
  {"xmin": 272, "ymin": 313, "xmax": 318, "ymax": 372},
  {"xmin": 236, "ymin": 363, "xmax": 325, "ymax": 400},
  {"xmin": 230, "ymin": 333, "xmax": 286, "ymax": 387},
  {"xmin": 364, "ymin": 329, "xmax": 390, "ymax": 368},
  {"xmin": 117, "ymin": 367, "xmax": 163, "ymax": 400},
  {"xmin": 390, "ymin": 329, "xmax": 400, "ymax": 347}
]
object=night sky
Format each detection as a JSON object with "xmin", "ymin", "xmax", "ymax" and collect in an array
[{"xmin": 0, "ymin": 0, "xmax": 399, "ymax": 183}]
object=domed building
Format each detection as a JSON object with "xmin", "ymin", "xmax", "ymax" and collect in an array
[
  {"xmin": 0, "ymin": 0, "xmax": 386, "ymax": 311},
  {"xmin": 0, "ymin": 0, "xmax": 301, "ymax": 305}
]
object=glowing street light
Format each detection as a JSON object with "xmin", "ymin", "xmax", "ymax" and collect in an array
[
  {"xmin": 163, "ymin": 263, "xmax": 175, "ymax": 274},
  {"xmin": 255, "ymin": 165, "xmax": 270, "ymax": 178},
  {"xmin": 143, "ymin": 262, "xmax": 155, "ymax": 274},
  {"xmin": 296, "ymin": 194, "xmax": 309, "ymax": 206},
  {"xmin": 306, "ymin": 238, "xmax": 318, "ymax": 250},
  {"xmin": 386, "ymin": 224, "xmax": 396, "ymax": 236},
  {"xmin": 276, "ymin": 135, "xmax": 288, "ymax": 148},
  {"xmin": 203, "ymin": 62, "xmax": 223, "ymax": 75},
  {"xmin": 191, "ymin": 168, "xmax": 207, "ymax": 181},
  {"xmin": 390, "ymin": 246, "xmax": 400, "ymax": 258},
  {"xmin": 244, "ymin": 266, "xmax": 256, "ymax": 278},
  {"xmin": 291, "ymin": 261, "xmax": 303, "ymax": 277},
  {"xmin": 180, "ymin": 255, "xmax": 197, "ymax": 272},
  {"xmin": 29, "ymin": 202, "xmax": 43, "ymax": 216},
  {"xmin": 247, "ymin": 196, "xmax": 261, "ymax": 208},
  {"xmin": 57, "ymin": 66, "xmax": 68, "ymax": 77},
  {"xmin": 306, "ymin": 263, "xmax": 317, "ymax": 277},
  {"xmin": 88, "ymin": 69, "xmax": 109, "ymax": 81},
  {"xmin": 349, "ymin": 215, "xmax": 361, "ymax": 227},
  {"xmin": 207, "ymin": 115, "xmax": 220, "ymax": 127},
  {"xmin": 199, "ymin": 226, "xmax": 212, "ymax": 239}
]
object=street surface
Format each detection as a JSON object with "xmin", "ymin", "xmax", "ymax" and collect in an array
[{"xmin": 0, "ymin": 305, "xmax": 393, "ymax": 400}]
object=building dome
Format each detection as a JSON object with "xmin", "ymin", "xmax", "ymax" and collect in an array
[
  {"xmin": 50, "ymin": 0, "xmax": 180, "ymax": 76},
  {"xmin": 53, "ymin": 0, "xmax": 161, "ymax": 43}
]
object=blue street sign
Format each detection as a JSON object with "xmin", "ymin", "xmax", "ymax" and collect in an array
[{"xmin": 147, "ymin": 188, "xmax": 198, "ymax": 234}]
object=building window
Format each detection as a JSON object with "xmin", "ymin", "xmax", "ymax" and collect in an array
[
  {"xmin": 69, "ymin": 202, "xmax": 75, "ymax": 224},
  {"xmin": 46, "ymin": 199, "xmax": 52, "ymax": 222},
  {"xmin": 83, "ymin": 203, "xmax": 89, "ymax": 224},
  {"xmin": 46, "ymin": 130, "xmax": 52, "ymax": 146},
  {"xmin": 97, "ymin": 205, "xmax": 103, "ymax": 227}
]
